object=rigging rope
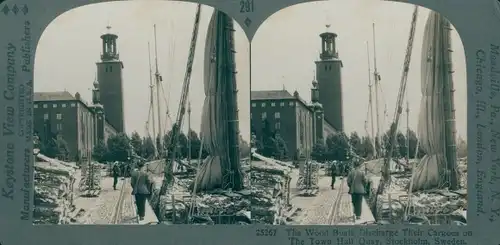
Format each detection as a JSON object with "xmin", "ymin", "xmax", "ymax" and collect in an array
[
  {"xmin": 160, "ymin": 83, "xmax": 173, "ymax": 131},
  {"xmin": 381, "ymin": 5, "xmax": 419, "ymax": 185}
]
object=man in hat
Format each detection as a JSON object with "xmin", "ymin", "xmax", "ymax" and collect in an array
[
  {"xmin": 347, "ymin": 160, "xmax": 368, "ymax": 220},
  {"xmin": 330, "ymin": 162, "xmax": 337, "ymax": 190},
  {"xmin": 130, "ymin": 161, "xmax": 154, "ymax": 221},
  {"xmin": 112, "ymin": 161, "xmax": 120, "ymax": 190}
]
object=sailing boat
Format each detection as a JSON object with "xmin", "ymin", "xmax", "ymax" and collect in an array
[
  {"xmin": 410, "ymin": 11, "xmax": 459, "ymax": 191},
  {"xmin": 192, "ymin": 11, "xmax": 244, "ymax": 192}
]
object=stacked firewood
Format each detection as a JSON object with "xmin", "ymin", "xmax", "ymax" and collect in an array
[
  {"xmin": 79, "ymin": 162, "xmax": 102, "ymax": 196},
  {"xmin": 33, "ymin": 160, "xmax": 76, "ymax": 224},
  {"xmin": 250, "ymin": 161, "xmax": 291, "ymax": 224}
]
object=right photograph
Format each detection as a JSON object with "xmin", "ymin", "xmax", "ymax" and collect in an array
[{"xmin": 249, "ymin": 1, "xmax": 467, "ymax": 226}]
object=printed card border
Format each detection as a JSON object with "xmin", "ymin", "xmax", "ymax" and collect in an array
[{"xmin": 0, "ymin": 0, "xmax": 496, "ymax": 244}]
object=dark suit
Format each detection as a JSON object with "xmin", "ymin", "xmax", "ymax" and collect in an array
[
  {"xmin": 130, "ymin": 167, "xmax": 153, "ymax": 219},
  {"xmin": 347, "ymin": 168, "xmax": 367, "ymax": 218},
  {"xmin": 330, "ymin": 164, "xmax": 337, "ymax": 188},
  {"xmin": 112, "ymin": 164, "xmax": 120, "ymax": 190}
]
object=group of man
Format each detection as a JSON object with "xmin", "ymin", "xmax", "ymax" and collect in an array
[
  {"xmin": 328, "ymin": 160, "xmax": 369, "ymax": 220},
  {"xmin": 111, "ymin": 160, "xmax": 154, "ymax": 221}
]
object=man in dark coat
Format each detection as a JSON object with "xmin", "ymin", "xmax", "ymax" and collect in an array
[
  {"xmin": 112, "ymin": 162, "xmax": 120, "ymax": 190},
  {"xmin": 330, "ymin": 162, "xmax": 337, "ymax": 189},
  {"xmin": 130, "ymin": 161, "xmax": 154, "ymax": 221},
  {"xmin": 347, "ymin": 161, "xmax": 368, "ymax": 220}
]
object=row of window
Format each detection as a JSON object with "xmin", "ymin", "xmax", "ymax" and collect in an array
[
  {"xmin": 35, "ymin": 103, "xmax": 76, "ymax": 109},
  {"xmin": 252, "ymin": 112, "xmax": 322, "ymax": 121},
  {"xmin": 251, "ymin": 112, "xmax": 280, "ymax": 119},
  {"xmin": 261, "ymin": 112, "xmax": 280, "ymax": 119},
  {"xmin": 43, "ymin": 112, "xmax": 103, "ymax": 121},
  {"xmin": 251, "ymin": 101, "xmax": 295, "ymax": 108},
  {"xmin": 43, "ymin": 113, "xmax": 63, "ymax": 120}
]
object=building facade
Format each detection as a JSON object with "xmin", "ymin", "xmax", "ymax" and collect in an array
[
  {"xmin": 33, "ymin": 26, "xmax": 123, "ymax": 161},
  {"xmin": 250, "ymin": 89, "xmax": 336, "ymax": 160},
  {"xmin": 34, "ymin": 91, "xmax": 118, "ymax": 161}
]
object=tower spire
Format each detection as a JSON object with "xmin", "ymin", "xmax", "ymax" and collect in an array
[
  {"xmin": 93, "ymin": 72, "xmax": 98, "ymax": 87},
  {"xmin": 319, "ymin": 30, "xmax": 337, "ymax": 60},
  {"xmin": 96, "ymin": 24, "xmax": 125, "ymax": 133},
  {"xmin": 92, "ymin": 72, "xmax": 100, "ymax": 105},
  {"xmin": 100, "ymin": 25, "xmax": 119, "ymax": 61},
  {"xmin": 315, "ymin": 28, "xmax": 344, "ymax": 132}
]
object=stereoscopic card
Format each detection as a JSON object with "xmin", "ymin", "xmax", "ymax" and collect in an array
[{"xmin": 0, "ymin": 0, "xmax": 497, "ymax": 244}]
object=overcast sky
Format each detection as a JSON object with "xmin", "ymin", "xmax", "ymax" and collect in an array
[{"xmin": 34, "ymin": 0, "xmax": 467, "ymax": 142}]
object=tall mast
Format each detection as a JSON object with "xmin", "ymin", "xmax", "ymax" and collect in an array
[
  {"xmin": 441, "ymin": 17, "xmax": 458, "ymax": 190},
  {"xmin": 154, "ymin": 24, "xmax": 163, "ymax": 155},
  {"xmin": 187, "ymin": 100, "xmax": 191, "ymax": 166},
  {"xmin": 148, "ymin": 42, "xmax": 157, "ymax": 158},
  {"xmin": 372, "ymin": 23, "xmax": 382, "ymax": 157},
  {"xmin": 406, "ymin": 99, "xmax": 410, "ymax": 162},
  {"xmin": 405, "ymin": 68, "xmax": 410, "ymax": 163},
  {"xmin": 366, "ymin": 42, "xmax": 376, "ymax": 158}
]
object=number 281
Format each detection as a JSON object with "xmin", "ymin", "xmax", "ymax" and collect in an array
[{"xmin": 240, "ymin": 0, "xmax": 254, "ymax": 13}]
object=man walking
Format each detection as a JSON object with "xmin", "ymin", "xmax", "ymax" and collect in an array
[
  {"xmin": 130, "ymin": 161, "xmax": 154, "ymax": 221},
  {"xmin": 347, "ymin": 161, "xmax": 368, "ymax": 220},
  {"xmin": 330, "ymin": 162, "xmax": 337, "ymax": 189},
  {"xmin": 112, "ymin": 162, "xmax": 120, "ymax": 190}
]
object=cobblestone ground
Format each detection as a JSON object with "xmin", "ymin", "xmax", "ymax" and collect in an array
[
  {"xmin": 334, "ymin": 183, "xmax": 355, "ymax": 224},
  {"xmin": 288, "ymin": 168, "xmax": 375, "ymax": 225},
  {"xmin": 86, "ymin": 177, "xmax": 124, "ymax": 224},
  {"xmin": 288, "ymin": 169, "xmax": 342, "ymax": 225},
  {"xmin": 119, "ymin": 183, "xmax": 139, "ymax": 224},
  {"xmin": 73, "ymin": 175, "xmax": 137, "ymax": 224}
]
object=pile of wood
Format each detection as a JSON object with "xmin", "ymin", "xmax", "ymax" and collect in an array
[
  {"xmin": 373, "ymin": 174, "xmax": 467, "ymax": 225},
  {"xmin": 151, "ymin": 187, "xmax": 252, "ymax": 224},
  {"xmin": 79, "ymin": 162, "xmax": 102, "ymax": 197},
  {"xmin": 250, "ymin": 161, "xmax": 291, "ymax": 224},
  {"xmin": 296, "ymin": 161, "xmax": 320, "ymax": 195},
  {"xmin": 149, "ymin": 168, "xmax": 253, "ymax": 225},
  {"xmin": 33, "ymin": 159, "xmax": 76, "ymax": 224}
]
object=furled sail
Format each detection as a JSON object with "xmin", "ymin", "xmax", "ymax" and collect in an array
[
  {"xmin": 410, "ymin": 11, "xmax": 454, "ymax": 191},
  {"xmin": 194, "ymin": 11, "xmax": 243, "ymax": 191}
]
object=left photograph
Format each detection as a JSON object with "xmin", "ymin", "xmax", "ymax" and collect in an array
[{"xmin": 32, "ymin": 2, "xmax": 251, "ymax": 225}]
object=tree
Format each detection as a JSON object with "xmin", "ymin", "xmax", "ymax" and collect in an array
[
  {"xmin": 141, "ymin": 136, "xmax": 156, "ymax": 159},
  {"xmin": 396, "ymin": 131, "xmax": 407, "ymax": 158},
  {"xmin": 178, "ymin": 132, "xmax": 188, "ymax": 159},
  {"xmin": 382, "ymin": 123, "xmax": 399, "ymax": 158},
  {"xmin": 92, "ymin": 140, "xmax": 108, "ymax": 162},
  {"xmin": 55, "ymin": 136, "xmax": 70, "ymax": 160},
  {"xmin": 40, "ymin": 133, "xmax": 58, "ymax": 158},
  {"xmin": 325, "ymin": 133, "xmax": 350, "ymax": 161},
  {"xmin": 106, "ymin": 133, "xmax": 131, "ymax": 162},
  {"xmin": 188, "ymin": 130, "xmax": 202, "ymax": 159},
  {"xmin": 130, "ymin": 131, "xmax": 143, "ymax": 157},
  {"xmin": 349, "ymin": 132, "xmax": 362, "ymax": 156},
  {"xmin": 359, "ymin": 136, "xmax": 375, "ymax": 158},
  {"xmin": 156, "ymin": 135, "xmax": 164, "ymax": 157},
  {"xmin": 258, "ymin": 119, "xmax": 276, "ymax": 157},
  {"xmin": 274, "ymin": 134, "xmax": 288, "ymax": 160},
  {"xmin": 311, "ymin": 140, "xmax": 327, "ymax": 162}
]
